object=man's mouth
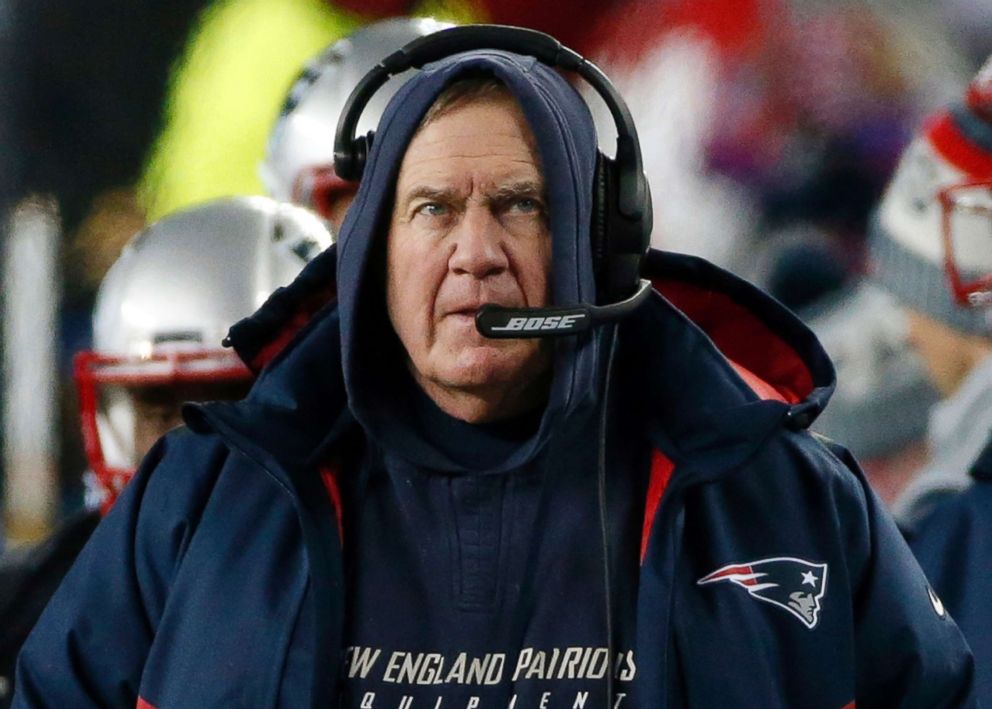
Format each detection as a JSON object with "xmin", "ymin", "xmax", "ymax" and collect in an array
[
  {"xmin": 446, "ymin": 307, "xmax": 482, "ymax": 327},
  {"xmin": 442, "ymin": 300, "xmax": 521, "ymax": 325},
  {"xmin": 443, "ymin": 304, "xmax": 506, "ymax": 327},
  {"xmin": 449, "ymin": 306, "xmax": 480, "ymax": 317}
]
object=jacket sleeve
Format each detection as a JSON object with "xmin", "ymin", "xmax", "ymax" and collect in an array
[
  {"xmin": 908, "ymin": 485, "xmax": 992, "ymax": 703},
  {"xmin": 12, "ymin": 428, "xmax": 225, "ymax": 708},
  {"xmin": 828, "ymin": 445, "xmax": 977, "ymax": 708}
]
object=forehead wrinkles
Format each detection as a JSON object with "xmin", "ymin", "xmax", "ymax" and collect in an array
[
  {"xmin": 396, "ymin": 95, "xmax": 542, "ymax": 191},
  {"xmin": 397, "ymin": 156, "xmax": 543, "ymax": 199}
]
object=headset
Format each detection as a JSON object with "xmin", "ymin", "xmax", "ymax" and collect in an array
[{"xmin": 334, "ymin": 24, "xmax": 653, "ymax": 339}]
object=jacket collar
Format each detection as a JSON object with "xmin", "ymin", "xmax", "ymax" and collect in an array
[
  {"xmin": 630, "ymin": 250, "xmax": 834, "ymax": 483},
  {"xmin": 197, "ymin": 248, "xmax": 835, "ymax": 488}
]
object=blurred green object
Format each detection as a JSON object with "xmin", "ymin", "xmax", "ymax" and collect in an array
[{"xmin": 138, "ymin": 0, "xmax": 362, "ymax": 221}]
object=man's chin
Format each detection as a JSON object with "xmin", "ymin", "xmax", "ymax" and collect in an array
[
  {"xmin": 409, "ymin": 343, "xmax": 551, "ymax": 421},
  {"xmin": 439, "ymin": 343, "xmax": 546, "ymax": 390}
]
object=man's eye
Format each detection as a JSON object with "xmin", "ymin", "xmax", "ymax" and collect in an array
[
  {"xmin": 511, "ymin": 198, "xmax": 540, "ymax": 213},
  {"xmin": 415, "ymin": 202, "xmax": 448, "ymax": 218}
]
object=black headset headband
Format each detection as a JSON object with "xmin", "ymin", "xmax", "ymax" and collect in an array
[{"xmin": 332, "ymin": 24, "xmax": 648, "ymax": 222}]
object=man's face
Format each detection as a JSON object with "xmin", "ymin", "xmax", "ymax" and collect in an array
[{"xmin": 386, "ymin": 91, "xmax": 553, "ymax": 421}]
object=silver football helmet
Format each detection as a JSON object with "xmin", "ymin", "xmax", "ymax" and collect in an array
[
  {"xmin": 74, "ymin": 196, "xmax": 333, "ymax": 510},
  {"xmin": 259, "ymin": 17, "xmax": 453, "ymax": 217}
]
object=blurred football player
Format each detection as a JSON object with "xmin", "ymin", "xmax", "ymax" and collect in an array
[
  {"xmin": 260, "ymin": 17, "xmax": 452, "ymax": 229},
  {"xmin": 74, "ymin": 196, "xmax": 331, "ymax": 512},
  {"xmin": 0, "ymin": 196, "xmax": 331, "ymax": 706}
]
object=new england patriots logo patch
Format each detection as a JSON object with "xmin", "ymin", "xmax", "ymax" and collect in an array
[{"xmin": 697, "ymin": 557, "xmax": 828, "ymax": 630}]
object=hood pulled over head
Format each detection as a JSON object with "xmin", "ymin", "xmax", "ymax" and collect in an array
[{"xmin": 334, "ymin": 50, "xmax": 602, "ymax": 472}]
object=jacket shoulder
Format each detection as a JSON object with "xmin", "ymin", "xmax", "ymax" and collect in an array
[
  {"xmin": 754, "ymin": 427, "xmax": 872, "ymax": 511},
  {"xmin": 12, "ymin": 427, "xmax": 241, "ymax": 705},
  {"xmin": 136, "ymin": 426, "xmax": 234, "ymax": 529}
]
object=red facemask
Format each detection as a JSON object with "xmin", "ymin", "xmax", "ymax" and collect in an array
[{"xmin": 73, "ymin": 348, "xmax": 251, "ymax": 514}]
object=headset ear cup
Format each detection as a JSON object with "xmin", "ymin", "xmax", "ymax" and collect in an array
[
  {"xmin": 597, "ymin": 153, "xmax": 650, "ymax": 303},
  {"xmin": 343, "ymin": 131, "xmax": 375, "ymax": 181}
]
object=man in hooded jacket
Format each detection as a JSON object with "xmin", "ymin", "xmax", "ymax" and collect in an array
[
  {"xmin": 14, "ymin": 35, "xmax": 975, "ymax": 709},
  {"xmin": 871, "ymin": 55, "xmax": 992, "ymax": 703}
]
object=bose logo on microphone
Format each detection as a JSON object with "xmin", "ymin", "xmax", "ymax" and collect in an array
[{"xmin": 489, "ymin": 314, "xmax": 587, "ymax": 332}]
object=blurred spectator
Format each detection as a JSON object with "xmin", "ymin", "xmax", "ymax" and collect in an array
[
  {"xmin": 0, "ymin": 197, "xmax": 331, "ymax": 707},
  {"xmin": 727, "ymin": 2, "xmax": 970, "ymax": 263},
  {"xmin": 870, "ymin": 56, "xmax": 992, "ymax": 701},
  {"xmin": 807, "ymin": 284, "xmax": 937, "ymax": 504}
]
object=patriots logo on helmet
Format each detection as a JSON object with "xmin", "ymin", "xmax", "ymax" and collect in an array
[{"xmin": 697, "ymin": 557, "xmax": 828, "ymax": 630}]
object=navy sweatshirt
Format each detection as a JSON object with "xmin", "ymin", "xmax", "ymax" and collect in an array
[{"xmin": 340, "ymin": 381, "xmax": 649, "ymax": 708}]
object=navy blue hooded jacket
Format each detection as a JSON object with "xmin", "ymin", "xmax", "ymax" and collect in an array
[{"xmin": 15, "ymin": 50, "xmax": 975, "ymax": 708}]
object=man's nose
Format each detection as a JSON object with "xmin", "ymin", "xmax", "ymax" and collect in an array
[{"xmin": 448, "ymin": 205, "xmax": 509, "ymax": 278}]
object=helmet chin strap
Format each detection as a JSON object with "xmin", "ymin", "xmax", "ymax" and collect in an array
[{"xmin": 475, "ymin": 279, "xmax": 652, "ymax": 339}]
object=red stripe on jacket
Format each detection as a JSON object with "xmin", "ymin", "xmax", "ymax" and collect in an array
[
  {"xmin": 320, "ymin": 463, "xmax": 344, "ymax": 544},
  {"xmin": 641, "ymin": 450, "xmax": 675, "ymax": 563},
  {"xmin": 246, "ymin": 284, "xmax": 337, "ymax": 374}
]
